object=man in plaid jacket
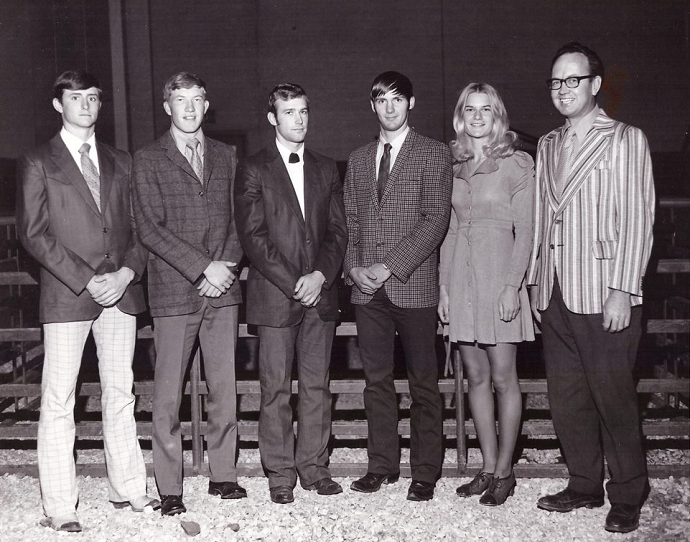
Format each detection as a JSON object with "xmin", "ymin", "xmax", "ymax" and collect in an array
[
  {"xmin": 343, "ymin": 71, "xmax": 452, "ymax": 501},
  {"xmin": 132, "ymin": 72, "xmax": 245, "ymax": 516}
]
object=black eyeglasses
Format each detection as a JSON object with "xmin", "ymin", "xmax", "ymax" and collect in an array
[{"xmin": 547, "ymin": 75, "xmax": 594, "ymax": 90}]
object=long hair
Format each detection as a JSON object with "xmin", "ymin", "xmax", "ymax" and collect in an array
[{"xmin": 450, "ymin": 83, "xmax": 517, "ymax": 162}]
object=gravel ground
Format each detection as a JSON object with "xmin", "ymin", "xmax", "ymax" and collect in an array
[{"xmin": 1, "ymin": 473, "xmax": 688, "ymax": 542}]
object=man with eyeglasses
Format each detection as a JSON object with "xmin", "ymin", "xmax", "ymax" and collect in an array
[{"xmin": 527, "ymin": 42, "xmax": 655, "ymax": 534}]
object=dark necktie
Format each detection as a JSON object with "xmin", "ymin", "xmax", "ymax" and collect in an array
[
  {"xmin": 79, "ymin": 143, "xmax": 101, "ymax": 211},
  {"xmin": 377, "ymin": 143, "xmax": 392, "ymax": 202},
  {"xmin": 186, "ymin": 137, "xmax": 203, "ymax": 183},
  {"xmin": 289, "ymin": 153, "xmax": 300, "ymax": 164}
]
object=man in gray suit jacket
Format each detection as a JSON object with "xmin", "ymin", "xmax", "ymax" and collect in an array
[
  {"xmin": 343, "ymin": 71, "xmax": 452, "ymax": 501},
  {"xmin": 16, "ymin": 71, "xmax": 156, "ymax": 532},
  {"xmin": 132, "ymin": 72, "xmax": 245, "ymax": 516},
  {"xmin": 234, "ymin": 84, "xmax": 347, "ymax": 504}
]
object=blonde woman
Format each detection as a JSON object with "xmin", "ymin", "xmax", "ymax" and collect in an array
[{"xmin": 439, "ymin": 83, "xmax": 535, "ymax": 506}]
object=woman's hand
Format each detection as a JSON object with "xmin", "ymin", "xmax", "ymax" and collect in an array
[
  {"xmin": 498, "ymin": 285, "xmax": 520, "ymax": 322},
  {"xmin": 438, "ymin": 285, "xmax": 450, "ymax": 324}
]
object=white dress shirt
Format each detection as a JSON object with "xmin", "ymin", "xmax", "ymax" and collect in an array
[
  {"xmin": 60, "ymin": 128, "xmax": 99, "ymax": 175},
  {"xmin": 376, "ymin": 126, "xmax": 409, "ymax": 174},
  {"xmin": 276, "ymin": 139, "xmax": 305, "ymax": 218}
]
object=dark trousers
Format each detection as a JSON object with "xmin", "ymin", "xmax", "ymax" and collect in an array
[
  {"xmin": 542, "ymin": 278, "xmax": 648, "ymax": 505},
  {"xmin": 355, "ymin": 289, "xmax": 443, "ymax": 484},
  {"xmin": 257, "ymin": 308, "xmax": 335, "ymax": 488},
  {"xmin": 152, "ymin": 302, "xmax": 239, "ymax": 495}
]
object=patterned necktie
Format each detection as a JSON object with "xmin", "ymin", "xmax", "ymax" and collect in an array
[
  {"xmin": 186, "ymin": 137, "xmax": 203, "ymax": 183},
  {"xmin": 377, "ymin": 143, "xmax": 392, "ymax": 202},
  {"xmin": 289, "ymin": 153, "xmax": 300, "ymax": 164},
  {"xmin": 78, "ymin": 143, "xmax": 101, "ymax": 211},
  {"xmin": 555, "ymin": 129, "xmax": 576, "ymax": 197}
]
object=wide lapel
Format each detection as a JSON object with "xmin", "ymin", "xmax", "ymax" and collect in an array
[
  {"xmin": 49, "ymin": 135, "xmax": 101, "ymax": 217},
  {"xmin": 201, "ymin": 136, "xmax": 216, "ymax": 186},
  {"xmin": 380, "ymin": 129, "xmax": 414, "ymax": 206},
  {"xmin": 543, "ymin": 129, "xmax": 564, "ymax": 212},
  {"xmin": 364, "ymin": 141, "xmax": 379, "ymax": 210},
  {"xmin": 96, "ymin": 141, "xmax": 114, "ymax": 213},
  {"xmin": 267, "ymin": 143, "xmax": 304, "ymax": 225},
  {"xmin": 161, "ymin": 131, "xmax": 198, "ymax": 182},
  {"xmin": 303, "ymin": 150, "xmax": 318, "ymax": 226},
  {"xmin": 555, "ymin": 112, "xmax": 615, "ymax": 215}
]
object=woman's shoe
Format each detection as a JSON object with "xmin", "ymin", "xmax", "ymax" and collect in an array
[
  {"xmin": 479, "ymin": 471, "xmax": 516, "ymax": 506},
  {"xmin": 456, "ymin": 471, "xmax": 493, "ymax": 497}
]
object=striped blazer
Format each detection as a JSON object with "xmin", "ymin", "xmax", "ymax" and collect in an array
[
  {"xmin": 343, "ymin": 129, "xmax": 452, "ymax": 308},
  {"xmin": 526, "ymin": 111, "xmax": 655, "ymax": 314}
]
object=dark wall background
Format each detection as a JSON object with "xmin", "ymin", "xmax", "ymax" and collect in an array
[{"xmin": 1, "ymin": 0, "xmax": 688, "ymax": 209}]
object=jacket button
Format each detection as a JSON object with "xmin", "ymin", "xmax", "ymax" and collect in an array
[
  {"xmin": 306, "ymin": 238, "xmax": 311, "ymax": 244},
  {"xmin": 555, "ymin": 219, "xmax": 562, "ymax": 224},
  {"xmin": 102, "ymin": 228, "xmax": 109, "ymax": 234},
  {"xmin": 550, "ymin": 244, "xmax": 555, "ymax": 249},
  {"xmin": 105, "ymin": 253, "xmax": 111, "ymax": 259},
  {"xmin": 205, "ymin": 249, "xmax": 210, "ymax": 255},
  {"xmin": 199, "ymin": 191, "xmax": 204, "ymax": 197},
  {"xmin": 376, "ymin": 242, "xmax": 384, "ymax": 247}
]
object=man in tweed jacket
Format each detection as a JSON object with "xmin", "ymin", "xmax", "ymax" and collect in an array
[
  {"xmin": 343, "ymin": 71, "xmax": 452, "ymax": 501},
  {"xmin": 132, "ymin": 72, "xmax": 245, "ymax": 516},
  {"xmin": 527, "ymin": 43, "xmax": 654, "ymax": 534}
]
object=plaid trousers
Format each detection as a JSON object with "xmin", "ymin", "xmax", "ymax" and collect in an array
[{"xmin": 38, "ymin": 306, "xmax": 147, "ymax": 518}]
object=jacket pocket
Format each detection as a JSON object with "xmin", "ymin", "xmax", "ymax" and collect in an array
[{"xmin": 592, "ymin": 239, "xmax": 616, "ymax": 259}]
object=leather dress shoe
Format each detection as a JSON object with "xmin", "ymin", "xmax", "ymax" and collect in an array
[
  {"xmin": 605, "ymin": 503, "xmax": 641, "ymax": 533},
  {"xmin": 40, "ymin": 517, "xmax": 82, "ymax": 533},
  {"xmin": 456, "ymin": 471, "xmax": 493, "ymax": 497},
  {"xmin": 407, "ymin": 480, "xmax": 435, "ymax": 501},
  {"xmin": 303, "ymin": 477, "xmax": 343, "ymax": 495},
  {"xmin": 208, "ymin": 481, "xmax": 247, "ymax": 499},
  {"xmin": 537, "ymin": 487, "xmax": 604, "ymax": 512},
  {"xmin": 160, "ymin": 494, "xmax": 186, "ymax": 516},
  {"xmin": 350, "ymin": 472, "xmax": 400, "ymax": 493},
  {"xmin": 270, "ymin": 485, "xmax": 294, "ymax": 504}
]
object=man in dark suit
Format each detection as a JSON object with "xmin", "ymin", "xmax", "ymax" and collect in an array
[
  {"xmin": 131, "ymin": 72, "xmax": 245, "ymax": 516},
  {"xmin": 343, "ymin": 71, "xmax": 452, "ymax": 501},
  {"xmin": 16, "ymin": 70, "xmax": 156, "ymax": 532},
  {"xmin": 234, "ymin": 83, "xmax": 347, "ymax": 504}
]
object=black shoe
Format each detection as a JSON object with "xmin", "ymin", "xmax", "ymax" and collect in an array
[
  {"xmin": 479, "ymin": 472, "xmax": 516, "ymax": 506},
  {"xmin": 270, "ymin": 485, "xmax": 294, "ymax": 504},
  {"xmin": 605, "ymin": 503, "xmax": 641, "ymax": 533},
  {"xmin": 407, "ymin": 480, "xmax": 435, "ymax": 501},
  {"xmin": 350, "ymin": 472, "xmax": 400, "ymax": 493},
  {"xmin": 302, "ymin": 477, "xmax": 343, "ymax": 495},
  {"xmin": 208, "ymin": 481, "xmax": 247, "ymax": 500},
  {"xmin": 160, "ymin": 494, "xmax": 186, "ymax": 516},
  {"xmin": 456, "ymin": 471, "xmax": 493, "ymax": 497},
  {"xmin": 537, "ymin": 487, "xmax": 604, "ymax": 512}
]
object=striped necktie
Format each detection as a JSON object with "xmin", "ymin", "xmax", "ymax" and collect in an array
[
  {"xmin": 78, "ymin": 143, "xmax": 101, "ymax": 211},
  {"xmin": 186, "ymin": 137, "xmax": 203, "ymax": 183}
]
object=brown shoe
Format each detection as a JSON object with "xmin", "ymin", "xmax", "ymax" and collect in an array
[{"xmin": 208, "ymin": 481, "xmax": 247, "ymax": 499}]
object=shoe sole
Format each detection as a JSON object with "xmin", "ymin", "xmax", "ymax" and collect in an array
[
  {"xmin": 605, "ymin": 523, "xmax": 639, "ymax": 534},
  {"xmin": 537, "ymin": 500, "xmax": 605, "ymax": 512},
  {"xmin": 406, "ymin": 494, "xmax": 433, "ymax": 502},
  {"xmin": 208, "ymin": 489, "xmax": 247, "ymax": 500}
]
